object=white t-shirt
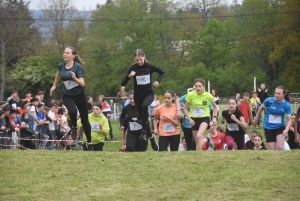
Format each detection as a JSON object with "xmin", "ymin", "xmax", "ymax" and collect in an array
[
  {"xmin": 59, "ymin": 115, "xmax": 68, "ymax": 132},
  {"xmin": 244, "ymin": 134, "xmax": 250, "ymax": 144},
  {"xmin": 48, "ymin": 111, "xmax": 56, "ymax": 131},
  {"xmin": 30, "ymin": 105, "xmax": 37, "ymax": 130}
]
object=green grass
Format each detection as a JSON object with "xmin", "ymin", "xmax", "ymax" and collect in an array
[{"xmin": 0, "ymin": 150, "xmax": 299, "ymax": 200}]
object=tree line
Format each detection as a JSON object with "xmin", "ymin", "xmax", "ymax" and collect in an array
[{"xmin": 0, "ymin": 0, "xmax": 299, "ymax": 100}]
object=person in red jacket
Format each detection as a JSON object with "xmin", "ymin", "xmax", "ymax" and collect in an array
[{"xmin": 202, "ymin": 122, "xmax": 226, "ymax": 150}]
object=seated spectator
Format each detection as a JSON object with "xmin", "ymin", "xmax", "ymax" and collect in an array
[
  {"xmin": 203, "ymin": 122, "xmax": 227, "ymax": 151},
  {"xmin": 20, "ymin": 112, "xmax": 37, "ymax": 149},
  {"xmin": 252, "ymin": 134, "xmax": 267, "ymax": 150},
  {"xmin": 246, "ymin": 130, "xmax": 265, "ymax": 150},
  {"xmin": 287, "ymin": 113, "xmax": 300, "ymax": 149},
  {"xmin": 178, "ymin": 136, "xmax": 187, "ymax": 152}
]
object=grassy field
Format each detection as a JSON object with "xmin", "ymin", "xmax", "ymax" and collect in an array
[
  {"xmin": 0, "ymin": 150, "xmax": 300, "ymax": 201},
  {"xmin": 1, "ymin": 106, "xmax": 299, "ymax": 200}
]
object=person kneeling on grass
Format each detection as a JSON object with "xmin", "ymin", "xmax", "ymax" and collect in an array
[
  {"xmin": 78, "ymin": 102, "xmax": 109, "ymax": 151},
  {"xmin": 202, "ymin": 122, "xmax": 227, "ymax": 151}
]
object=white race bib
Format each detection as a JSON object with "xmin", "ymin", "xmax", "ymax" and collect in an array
[
  {"xmin": 12, "ymin": 103, "xmax": 17, "ymax": 109},
  {"xmin": 129, "ymin": 122, "xmax": 142, "ymax": 131},
  {"xmin": 136, "ymin": 74, "xmax": 150, "ymax": 85},
  {"xmin": 269, "ymin": 114, "xmax": 281, "ymax": 124},
  {"xmin": 227, "ymin": 123, "xmax": 239, "ymax": 131},
  {"xmin": 63, "ymin": 80, "xmax": 79, "ymax": 90},
  {"xmin": 163, "ymin": 123, "xmax": 175, "ymax": 133},
  {"xmin": 90, "ymin": 123, "xmax": 100, "ymax": 132},
  {"xmin": 192, "ymin": 108, "xmax": 205, "ymax": 117}
]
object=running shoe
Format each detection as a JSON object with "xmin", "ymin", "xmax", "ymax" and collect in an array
[
  {"xmin": 71, "ymin": 127, "xmax": 78, "ymax": 140},
  {"xmin": 139, "ymin": 130, "xmax": 147, "ymax": 141},
  {"xmin": 86, "ymin": 142, "xmax": 93, "ymax": 151},
  {"xmin": 206, "ymin": 134, "xmax": 215, "ymax": 150},
  {"xmin": 150, "ymin": 134, "xmax": 159, "ymax": 151}
]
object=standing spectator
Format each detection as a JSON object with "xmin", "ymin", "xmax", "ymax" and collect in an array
[
  {"xmin": 87, "ymin": 96, "xmax": 93, "ymax": 113},
  {"xmin": 38, "ymin": 91, "xmax": 47, "ymax": 106},
  {"xmin": 238, "ymin": 92, "xmax": 252, "ymax": 127},
  {"xmin": 211, "ymin": 89, "xmax": 220, "ymax": 117},
  {"xmin": 102, "ymin": 98, "xmax": 116, "ymax": 141},
  {"xmin": 23, "ymin": 91, "xmax": 32, "ymax": 102},
  {"xmin": 236, "ymin": 93, "xmax": 241, "ymax": 104},
  {"xmin": 47, "ymin": 103, "xmax": 58, "ymax": 149},
  {"xmin": 257, "ymin": 83, "xmax": 268, "ymax": 103},
  {"xmin": 6, "ymin": 90, "xmax": 18, "ymax": 109},
  {"xmin": 149, "ymin": 94, "xmax": 160, "ymax": 132},
  {"xmin": 109, "ymin": 99, "xmax": 114, "ymax": 119},
  {"xmin": 117, "ymin": 86, "xmax": 128, "ymax": 120},
  {"xmin": 29, "ymin": 98, "xmax": 40, "ymax": 131},
  {"xmin": 250, "ymin": 91, "xmax": 261, "ymax": 127}
]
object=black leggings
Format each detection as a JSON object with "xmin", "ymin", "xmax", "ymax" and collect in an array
[
  {"xmin": 125, "ymin": 131, "xmax": 148, "ymax": 152},
  {"xmin": 62, "ymin": 90, "xmax": 91, "ymax": 142},
  {"xmin": 134, "ymin": 93, "xmax": 154, "ymax": 137},
  {"xmin": 159, "ymin": 134, "xmax": 180, "ymax": 151},
  {"xmin": 83, "ymin": 142, "xmax": 104, "ymax": 151},
  {"xmin": 180, "ymin": 120, "xmax": 196, "ymax": 151}
]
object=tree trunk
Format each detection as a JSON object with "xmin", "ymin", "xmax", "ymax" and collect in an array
[{"xmin": 1, "ymin": 42, "xmax": 6, "ymax": 101}]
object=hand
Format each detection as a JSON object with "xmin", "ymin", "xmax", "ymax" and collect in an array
[
  {"xmin": 132, "ymin": 117, "xmax": 137, "ymax": 121},
  {"xmin": 282, "ymin": 129, "xmax": 288, "ymax": 137},
  {"xmin": 107, "ymin": 114, "xmax": 111, "ymax": 118},
  {"xmin": 120, "ymin": 145, "xmax": 126, "ymax": 152},
  {"xmin": 290, "ymin": 127, "xmax": 294, "ymax": 132},
  {"xmin": 50, "ymin": 86, "xmax": 56, "ymax": 96},
  {"xmin": 189, "ymin": 118, "xmax": 195, "ymax": 126},
  {"xmin": 129, "ymin": 71, "xmax": 136, "ymax": 77},
  {"xmin": 99, "ymin": 122, "xmax": 103, "ymax": 128},
  {"xmin": 15, "ymin": 128, "xmax": 20, "ymax": 132},
  {"xmin": 266, "ymin": 89, "xmax": 268, "ymax": 92},
  {"xmin": 176, "ymin": 110, "xmax": 182, "ymax": 119},
  {"xmin": 1, "ymin": 126, "xmax": 6, "ymax": 130},
  {"xmin": 162, "ymin": 114, "xmax": 169, "ymax": 119},
  {"xmin": 120, "ymin": 126, "xmax": 124, "ymax": 130},
  {"xmin": 252, "ymin": 119, "xmax": 258, "ymax": 126},
  {"xmin": 295, "ymin": 134, "xmax": 299, "ymax": 143},
  {"xmin": 258, "ymin": 88, "xmax": 261, "ymax": 92},
  {"xmin": 153, "ymin": 81, "xmax": 159, "ymax": 87},
  {"xmin": 231, "ymin": 114, "xmax": 237, "ymax": 121},
  {"xmin": 70, "ymin": 72, "xmax": 77, "ymax": 80},
  {"xmin": 154, "ymin": 129, "xmax": 158, "ymax": 134},
  {"xmin": 21, "ymin": 124, "xmax": 27, "ymax": 128}
]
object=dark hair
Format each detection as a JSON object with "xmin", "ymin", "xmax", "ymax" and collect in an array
[
  {"xmin": 21, "ymin": 100, "xmax": 29, "ymax": 109},
  {"xmin": 2, "ymin": 105, "xmax": 11, "ymax": 112},
  {"xmin": 243, "ymin": 92, "xmax": 249, "ymax": 96},
  {"xmin": 37, "ymin": 91, "xmax": 44, "ymax": 95},
  {"xmin": 37, "ymin": 103, "xmax": 44, "ymax": 108},
  {"xmin": 128, "ymin": 90, "xmax": 134, "ymax": 95},
  {"xmin": 93, "ymin": 102, "xmax": 102, "ymax": 109},
  {"xmin": 9, "ymin": 108, "xmax": 18, "ymax": 115},
  {"xmin": 165, "ymin": 90, "xmax": 174, "ymax": 97},
  {"xmin": 49, "ymin": 103, "xmax": 57, "ymax": 108},
  {"xmin": 251, "ymin": 130, "xmax": 259, "ymax": 135},
  {"xmin": 58, "ymin": 108, "xmax": 65, "ymax": 115},
  {"xmin": 0, "ymin": 110, "xmax": 4, "ymax": 116},
  {"xmin": 194, "ymin": 78, "xmax": 205, "ymax": 86},
  {"xmin": 102, "ymin": 98, "xmax": 108, "ymax": 102},
  {"xmin": 87, "ymin": 96, "xmax": 92, "ymax": 100},
  {"xmin": 181, "ymin": 136, "xmax": 185, "ymax": 140},
  {"xmin": 216, "ymin": 126, "xmax": 224, "ymax": 132},
  {"xmin": 228, "ymin": 97, "xmax": 237, "ymax": 104},
  {"xmin": 134, "ymin": 49, "xmax": 145, "ymax": 57},
  {"xmin": 211, "ymin": 89, "xmax": 217, "ymax": 95},
  {"xmin": 21, "ymin": 112, "xmax": 30, "ymax": 121},
  {"xmin": 10, "ymin": 90, "xmax": 17, "ymax": 95},
  {"xmin": 26, "ymin": 91, "xmax": 31, "ymax": 94},
  {"xmin": 67, "ymin": 46, "xmax": 85, "ymax": 66},
  {"xmin": 276, "ymin": 86, "xmax": 291, "ymax": 103},
  {"xmin": 254, "ymin": 134, "xmax": 263, "ymax": 140},
  {"xmin": 30, "ymin": 97, "xmax": 39, "ymax": 103}
]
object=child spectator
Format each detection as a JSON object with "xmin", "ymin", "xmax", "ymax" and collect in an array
[
  {"xmin": 252, "ymin": 134, "xmax": 267, "ymax": 150},
  {"xmin": 203, "ymin": 122, "xmax": 226, "ymax": 150},
  {"xmin": 58, "ymin": 108, "xmax": 70, "ymax": 150},
  {"xmin": 47, "ymin": 103, "xmax": 58, "ymax": 149},
  {"xmin": 23, "ymin": 91, "xmax": 32, "ymax": 102},
  {"xmin": 246, "ymin": 130, "xmax": 265, "ymax": 150},
  {"xmin": 178, "ymin": 136, "xmax": 187, "ymax": 151},
  {"xmin": 238, "ymin": 92, "xmax": 252, "ymax": 127},
  {"xmin": 250, "ymin": 91, "xmax": 261, "ymax": 127},
  {"xmin": 288, "ymin": 113, "xmax": 300, "ymax": 149}
]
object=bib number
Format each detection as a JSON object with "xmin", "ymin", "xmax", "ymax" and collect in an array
[
  {"xmin": 269, "ymin": 114, "xmax": 281, "ymax": 124},
  {"xmin": 163, "ymin": 123, "xmax": 175, "ymax": 133},
  {"xmin": 192, "ymin": 108, "xmax": 205, "ymax": 117},
  {"xmin": 227, "ymin": 123, "xmax": 239, "ymax": 131},
  {"xmin": 90, "ymin": 123, "xmax": 100, "ymax": 132},
  {"xmin": 63, "ymin": 80, "xmax": 79, "ymax": 90},
  {"xmin": 129, "ymin": 122, "xmax": 142, "ymax": 131},
  {"xmin": 136, "ymin": 74, "xmax": 150, "ymax": 85}
]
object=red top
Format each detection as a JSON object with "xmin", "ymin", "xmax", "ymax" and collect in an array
[
  {"xmin": 203, "ymin": 132, "xmax": 226, "ymax": 150},
  {"xmin": 239, "ymin": 101, "xmax": 251, "ymax": 122}
]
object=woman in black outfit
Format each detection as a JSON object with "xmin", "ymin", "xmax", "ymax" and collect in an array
[{"xmin": 121, "ymin": 49, "xmax": 165, "ymax": 147}]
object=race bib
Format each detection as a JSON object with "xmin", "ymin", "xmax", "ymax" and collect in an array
[
  {"xmin": 63, "ymin": 80, "xmax": 79, "ymax": 90},
  {"xmin": 227, "ymin": 123, "xmax": 239, "ymax": 131},
  {"xmin": 90, "ymin": 122, "xmax": 100, "ymax": 132},
  {"xmin": 269, "ymin": 114, "xmax": 281, "ymax": 124},
  {"xmin": 12, "ymin": 103, "xmax": 17, "ymax": 109},
  {"xmin": 192, "ymin": 108, "xmax": 205, "ymax": 117},
  {"xmin": 136, "ymin": 74, "xmax": 150, "ymax": 85},
  {"xmin": 163, "ymin": 123, "xmax": 175, "ymax": 133},
  {"xmin": 129, "ymin": 122, "xmax": 142, "ymax": 131}
]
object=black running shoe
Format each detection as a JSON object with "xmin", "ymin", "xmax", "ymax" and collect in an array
[
  {"xmin": 150, "ymin": 134, "xmax": 159, "ymax": 151},
  {"xmin": 71, "ymin": 127, "xmax": 78, "ymax": 140},
  {"xmin": 86, "ymin": 142, "xmax": 93, "ymax": 151},
  {"xmin": 139, "ymin": 130, "xmax": 147, "ymax": 142}
]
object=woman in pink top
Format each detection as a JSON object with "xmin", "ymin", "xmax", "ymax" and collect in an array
[{"xmin": 153, "ymin": 90, "xmax": 181, "ymax": 151}]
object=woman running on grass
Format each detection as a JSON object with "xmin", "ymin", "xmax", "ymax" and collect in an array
[
  {"xmin": 184, "ymin": 78, "xmax": 218, "ymax": 151},
  {"xmin": 153, "ymin": 90, "xmax": 181, "ymax": 151},
  {"xmin": 221, "ymin": 98, "xmax": 246, "ymax": 150},
  {"xmin": 121, "ymin": 49, "xmax": 165, "ymax": 147},
  {"xmin": 252, "ymin": 86, "xmax": 293, "ymax": 150}
]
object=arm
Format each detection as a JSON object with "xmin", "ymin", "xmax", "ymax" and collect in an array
[
  {"xmin": 211, "ymin": 101, "xmax": 218, "ymax": 122},
  {"xmin": 153, "ymin": 114, "xmax": 159, "ymax": 134},
  {"xmin": 252, "ymin": 105, "xmax": 264, "ymax": 125},
  {"xmin": 231, "ymin": 115, "xmax": 246, "ymax": 130},
  {"xmin": 175, "ymin": 97, "xmax": 182, "ymax": 119},
  {"xmin": 184, "ymin": 102, "xmax": 194, "ymax": 126},
  {"xmin": 221, "ymin": 116, "xmax": 226, "ymax": 131},
  {"xmin": 283, "ymin": 116, "xmax": 292, "ymax": 137},
  {"xmin": 153, "ymin": 65, "xmax": 165, "ymax": 84},
  {"xmin": 119, "ymin": 107, "xmax": 126, "ymax": 128},
  {"xmin": 294, "ymin": 115, "xmax": 299, "ymax": 142},
  {"xmin": 100, "ymin": 118, "xmax": 110, "ymax": 136},
  {"xmin": 121, "ymin": 66, "xmax": 134, "ymax": 86},
  {"xmin": 248, "ymin": 104, "xmax": 252, "ymax": 122},
  {"xmin": 163, "ymin": 114, "xmax": 179, "ymax": 127},
  {"xmin": 50, "ymin": 71, "xmax": 60, "ymax": 96}
]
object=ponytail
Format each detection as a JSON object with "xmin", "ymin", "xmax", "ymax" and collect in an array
[{"xmin": 74, "ymin": 55, "xmax": 85, "ymax": 66}]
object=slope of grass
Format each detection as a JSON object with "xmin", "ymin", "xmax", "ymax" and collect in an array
[{"xmin": 0, "ymin": 150, "xmax": 299, "ymax": 201}]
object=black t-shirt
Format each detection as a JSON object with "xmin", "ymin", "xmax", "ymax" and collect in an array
[
  {"xmin": 287, "ymin": 130, "xmax": 299, "ymax": 149},
  {"xmin": 222, "ymin": 109, "xmax": 244, "ymax": 135},
  {"xmin": 121, "ymin": 62, "xmax": 165, "ymax": 99},
  {"xmin": 246, "ymin": 140, "xmax": 266, "ymax": 150},
  {"xmin": 119, "ymin": 104, "xmax": 142, "ymax": 133}
]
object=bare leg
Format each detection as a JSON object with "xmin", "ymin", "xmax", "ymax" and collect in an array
[
  {"xmin": 268, "ymin": 142, "xmax": 276, "ymax": 150},
  {"xmin": 193, "ymin": 122, "xmax": 209, "ymax": 151},
  {"xmin": 276, "ymin": 134, "xmax": 285, "ymax": 150}
]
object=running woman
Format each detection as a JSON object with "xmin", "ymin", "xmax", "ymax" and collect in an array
[
  {"xmin": 184, "ymin": 78, "xmax": 218, "ymax": 151},
  {"xmin": 252, "ymin": 86, "xmax": 293, "ymax": 150},
  {"xmin": 121, "ymin": 49, "xmax": 165, "ymax": 144},
  {"xmin": 50, "ymin": 46, "xmax": 92, "ymax": 149},
  {"xmin": 221, "ymin": 98, "xmax": 247, "ymax": 150},
  {"xmin": 119, "ymin": 90, "xmax": 150, "ymax": 152},
  {"xmin": 153, "ymin": 90, "xmax": 181, "ymax": 151}
]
